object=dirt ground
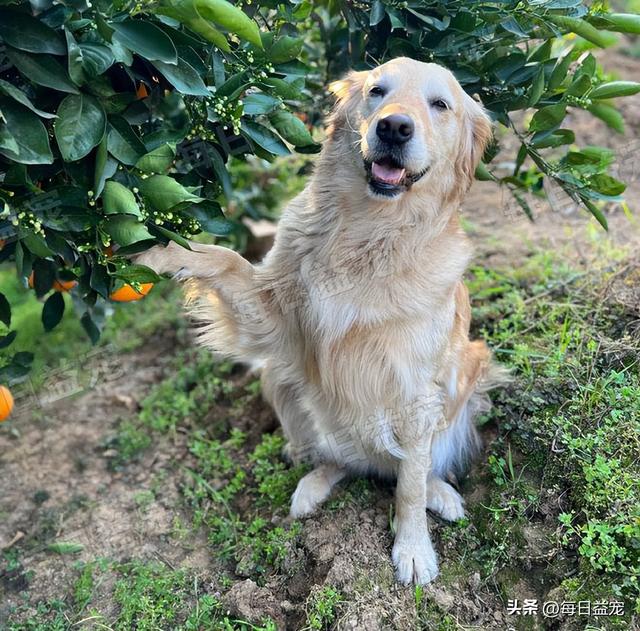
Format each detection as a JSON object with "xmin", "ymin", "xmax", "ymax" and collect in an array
[{"xmin": 1, "ymin": 48, "xmax": 639, "ymax": 631}]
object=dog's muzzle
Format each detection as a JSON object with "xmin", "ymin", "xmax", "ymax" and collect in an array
[{"xmin": 364, "ymin": 157, "xmax": 429, "ymax": 197}]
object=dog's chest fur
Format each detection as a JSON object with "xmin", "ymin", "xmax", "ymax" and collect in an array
[{"xmin": 272, "ymin": 204, "xmax": 470, "ymax": 415}]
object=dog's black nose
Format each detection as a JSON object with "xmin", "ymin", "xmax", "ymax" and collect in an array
[{"xmin": 376, "ymin": 114, "xmax": 414, "ymax": 145}]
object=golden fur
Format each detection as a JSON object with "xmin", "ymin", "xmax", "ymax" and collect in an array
[{"xmin": 137, "ymin": 58, "xmax": 504, "ymax": 584}]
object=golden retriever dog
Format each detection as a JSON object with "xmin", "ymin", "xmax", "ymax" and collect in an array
[{"xmin": 137, "ymin": 57, "xmax": 504, "ymax": 584}]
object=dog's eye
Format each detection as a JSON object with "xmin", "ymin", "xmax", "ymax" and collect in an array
[
  {"xmin": 431, "ymin": 99, "xmax": 450, "ymax": 111},
  {"xmin": 369, "ymin": 86, "xmax": 386, "ymax": 97}
]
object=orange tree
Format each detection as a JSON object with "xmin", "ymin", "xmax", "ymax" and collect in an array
[{"xmin": 0, "ymin": 0, "xmax": 639, "ymax": 381}]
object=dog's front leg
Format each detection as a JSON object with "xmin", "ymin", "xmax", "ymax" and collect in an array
[
  {"xmin": 135, "ymin": 241, "xmax": 255, "ymax": 290},
  {"xmin": 392, "ymin": 446, "xmax": 438, "ymax": 585},
  {"xmin": 392, "ymin": 397, "xmax": 441, "ymax": 585}
]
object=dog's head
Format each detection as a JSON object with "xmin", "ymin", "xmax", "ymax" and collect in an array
[{"xmin": 328, "ymin": 58, "xmax": 492, "ymax": 201}]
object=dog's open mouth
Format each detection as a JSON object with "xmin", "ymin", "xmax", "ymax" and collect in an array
[{"xmin": 365, "ymin": 157, "xmax": 428, "ymax": 197}]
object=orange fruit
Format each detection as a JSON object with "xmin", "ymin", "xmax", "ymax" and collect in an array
[
  {"xmin": 109, "ymin": 283, "xmax": 153, "ymax": 302},
  {"xmin": 0, "ymin": 386, "xmax": 14, "ymax": 422},
  {"xmin": 53, "ymin": 279, "xmax": 77, "ymax": 291},
  {"xmin": 28, "ymin": 272, "xmax": 77, "ymax": 292},
  {"xmin": 136, "ymin": 82, "xmax": 149, "ymax": 99}
]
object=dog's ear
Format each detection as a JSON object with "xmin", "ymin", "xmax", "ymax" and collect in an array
[
  {"xmin": 328, "ymin": 70, "xmax": 368, "ymax": 103},
  {"xmin": 456, "ymin": 94, "xmax": 492, "ymax": 190},
  {"xmin": 327, "ymin": 70, "xmax": 368, "ymax": 139}
]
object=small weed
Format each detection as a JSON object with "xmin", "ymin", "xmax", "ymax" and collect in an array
[
  {"xmin": 249, "ymin": 433, "xmax": 309, "ymax": 508},
  {"xmin": 134, "ymin": 489, "xmax": 156, "ymax": 511},
  {"xmin": 303, "ymin": 585, "xmax": 344, "ymax": 630}
]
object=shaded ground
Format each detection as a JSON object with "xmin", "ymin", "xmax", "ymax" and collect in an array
[{"xmin": 2, "ymin": 46, "xmax": 640, "ymax": 631}]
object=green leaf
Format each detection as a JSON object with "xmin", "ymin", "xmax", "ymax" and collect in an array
[
  {"xmin": 81, "ymin": 312, "xmax": 101, "ymax": 345},
  {"xmin": 588, "ymin": 102, "xmax": 625, "ymax": 133},
  {"xmin": 268, "ymin": 110, "xmax": 315, "ymax": 147},
  {"xmin": 531, "ymin": 129, "xmax": 575, "ymax": 149},
  {"xmin": 47, "ymin": 541, "xmax": 84, "ymax": 554},
  {"xmin": 548, "ymin": 53, "xmax": 573, "ymax": 91},
  {"xmin": 158, "ymin": 0, "xmax": 231, "ymax": 51},
  {"xmin": 582, "ymin": 199, "xmax": 608, "ymax": 230},
  {"xmin": 0, "ymin": 331, "xmax": 17, "ymax": 350},
  {"xmin": 153, "ymin": 224, "xmax": 192, "ymax": 250},
  {"xmin": 590, "ymin": 81, "xmax": 640, "ymax": 100},
  {"xmin": 42, "ymin": 292, "xmax": 65, "ymax": 332},
  {"xmin": 107, "ymin": 117, "xmax": 146, "ymax": 165},
  {"xmin": 0, "ymin": 78, "xmax": 56, "ymax": 119},
  {"xmin": 243, "ymin": 93, "xmax": 281, "ymax": 116},
  {"xmin": 269, "ymin": 36, "xmax": 302, "ymax": 64},
  {"xmin": 0, "ymin": 292, "xmax": 10, "ymax": 327},
  {"xmin": 588, "ymin": 174, "xmax": 626, "ymax": 196},
  {"xmin": 152, "ymin": 58, "xmax": 210, "ymax": 96},
  {"xmin": 111, "ymin": 20, "xmax": 178, "ymax": 64},
  {"xmin": 566, "ymin": 74, "xmax": 591, "ymax": 98},
  {"xmin": 216, "ymin": 72, "xmax": 249, "ymax": 99},
  {"xmin": 104, "ymin": 215, "xmax": 154, "ymax": 247},
  {"xmin": 140, "ymin": 175, "xmax": 203, "ymax": 211},
  {"xmin": 241, "ymin": 120, "xmax": 289, "ymax": 156},
  {"xmin": 547, "ymin": 15, "xmax": 618, "ymax": 49},
  {"xmin": 6, "ymin": 48, "xmax": 80, "ymax": 94},
  {"xmin": 0, "ymin": 98, "xmax": 53, "ymax": 164},
  {"xmin": 529, "ymin": 103, "xmax": 566, "ymax": 132},
  {"xmin": 588, "ymin": 13, "xmax": 640, "ymax": 35},
  {"xmin": 205, "ymin": 145, "xmax": 232, "ymax": 199},
  {"xmin": 185, "ymin": 202, "xmax": 232, "ymax": 234},
  {"xmin": 103, "ymin": 181, "xmax": 142, "ymax": 217},
  {"xmin": 260, "ymin": 77, "xmax": 303, "ymax": 99},
  {"xmin": 23, "ymin": 234, "xmax": 54, "ymax": 259},
  {"xmin": 79, "ymin": 44, "xmax": 115, "ymax": 77},
  {"xmin": 55, "ymin": 94, "xmax": 106, "ymax": 162},
  {"xmin": 527, "ymin": 68, "xmax": 545, "ymax": 107},
  {"xmin": 94, "ymin": 136, "xmax": 118, "ymax": 198},
  {"xmin": 0, "ymin": 9, "xmax": 65, "ymax": 55},
  {"xmin": 370, "ymin": 0, "xmax": 386, "ymax": 26},
  {"xmin": 194, "ymin": 0, "xmax": 262, "ymax": 47},
  {"xmin": 113, "ymin": 263, "xmax": 162, "ymax": 284},
  {"xmin": 90, "ymin": 264, "xmax": 111, "ymax": 298},
  {"xmin": 65, "ymin": 29, "xmax": 85, "ymax": 86},
  {"xmin": 135, "ymin": 143, "xmax": 176, "ymax": 173},
  {"xmin": 13, "ymin": 351, "xmax": 34, "ymax": 368}
]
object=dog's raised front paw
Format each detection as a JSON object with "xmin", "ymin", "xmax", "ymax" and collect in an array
[
  {"xmin": 392, "ymin": 533, "xmax": 439, "ymax": 585},
  {"xmin": 426, "ymin": 478, "xmax": 465, "ymax": 522},
  {"xmin": 134, "ymin": 243, "xmax": 183, "ymax": 276}
]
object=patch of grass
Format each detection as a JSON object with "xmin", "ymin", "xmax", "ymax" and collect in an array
[
  {"xmin": 453, "ymin": 247, "xmax": 639, "ymax": 623},
  {"xmin": 249, "ymin": 433, "xmax": 310, "ymax": 508},
  {"xmin": 7, "ymin": 560, "xmax": 278, "ymax": 630},
  {"xmin": 326, "ymin": 477, "xmax": 376, "ymax": 511},
  {"xmin": 137, "ymin": 351, "xmax": 233, "ymax": 433},
  {"xmin": 109, "ymin": 418, "xmax": 152, "ymax": 462},
  {"xmin": 303, "ymin": 585, "xmax": 344, "ymax": 630}
]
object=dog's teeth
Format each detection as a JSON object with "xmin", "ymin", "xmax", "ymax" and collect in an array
[{"xmin": 372, "ymin": 161, "xmax": 406, "ymax": 185}]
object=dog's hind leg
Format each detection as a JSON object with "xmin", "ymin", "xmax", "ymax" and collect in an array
[
  {"xmin": 426, "ymin": 474, "xmax": 465, "ymax": 522},
  {"xmin": 261, "ymin": 364, "xmax": 319, "ymax": 465}
]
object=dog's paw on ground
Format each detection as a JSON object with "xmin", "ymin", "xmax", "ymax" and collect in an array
[{"xmin": 391, "ymin": 533, "xmax": 439, "ymax": 585}]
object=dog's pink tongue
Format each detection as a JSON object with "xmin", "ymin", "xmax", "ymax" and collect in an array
[{"xmin": 372, "ymin": 162, "xmax": 405, "ymax": 185}]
